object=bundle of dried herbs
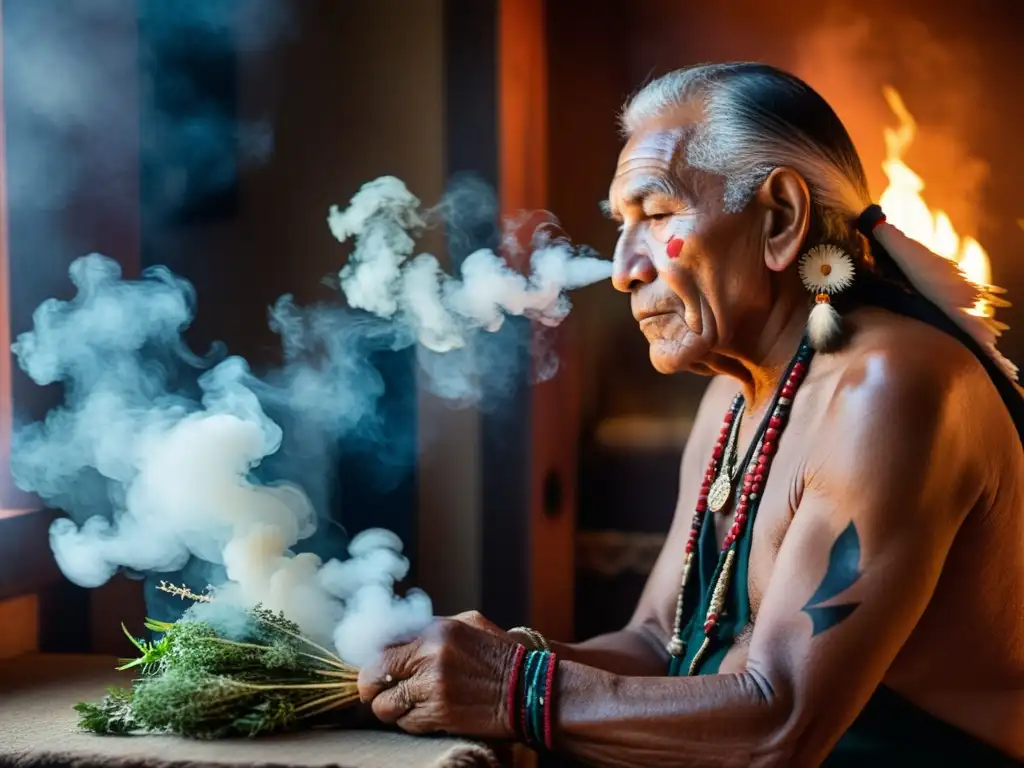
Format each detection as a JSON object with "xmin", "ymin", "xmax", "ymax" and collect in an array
[{"xmin": 75, "ymin": 587, "xmax": 359, "ymax": 738}]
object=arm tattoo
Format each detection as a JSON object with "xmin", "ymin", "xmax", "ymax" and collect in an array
[{"xmin": 801, "ymin": 521, "xmax": 862, "ymax": 636}]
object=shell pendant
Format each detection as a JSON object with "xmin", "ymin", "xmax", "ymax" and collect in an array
[{"xmin": 707, "ymin": 474, "xmax": 732, "ymax": 513}]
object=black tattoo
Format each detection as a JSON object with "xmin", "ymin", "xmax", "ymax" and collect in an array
[{"xmin": 801, "ymin": 521, "xmax": 862, "ymax": 636}]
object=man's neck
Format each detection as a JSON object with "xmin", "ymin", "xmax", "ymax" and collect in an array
[{"xmin": 707, "ymin": 290, "xmax": 810, "ymax": 411}]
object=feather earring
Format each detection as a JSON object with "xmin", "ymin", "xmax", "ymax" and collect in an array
[{"xmin": 798, "ymin": 244, "xmax": 856, "ymax": 352}]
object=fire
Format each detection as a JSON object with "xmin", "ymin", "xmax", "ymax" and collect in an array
[{"xmin": 878, "ymin": 86, "xmax": 991, "ymax": 316}]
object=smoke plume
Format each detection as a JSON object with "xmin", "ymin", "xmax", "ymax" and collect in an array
[
  {"xmin": 12, "ymin": 179, "xmax": 609, "ymax": 667},
  {"xmin": 330, "ymin": 175, "xmax": 610, "ymax": 375}
]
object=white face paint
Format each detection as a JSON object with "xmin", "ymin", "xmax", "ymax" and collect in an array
[
  {"xmin": 606, "ymin": 124, "xmax": 695, "ymax": 265},
  {"xmin": 610, "ymin": 193, "xmax": 698, "ymax": 273},
  {"xmin": 607, "ymin": 128, "xmax": 722, "ymax": 374}
]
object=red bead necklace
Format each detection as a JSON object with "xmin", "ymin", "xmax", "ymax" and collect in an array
[{"xmin": 667, "ymin": 341, "xmax": 814, "ymax": 671}]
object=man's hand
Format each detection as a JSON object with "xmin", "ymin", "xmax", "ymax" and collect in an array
[
  {"xmin": 447, "ymin": 610, "xmax": 509, "ymax": 639},
  {"xmin": 357, "ymin": 615, "xmax": 520, "ymax": 738}
]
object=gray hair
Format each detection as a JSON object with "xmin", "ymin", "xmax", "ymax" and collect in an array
[
  {"xmin": 621, "ymin": 63, "xmax": 872, "ymax": 246},
  {"xmin": 622, "ymin": 64, "xmax": 1018, "ymax": 380}
]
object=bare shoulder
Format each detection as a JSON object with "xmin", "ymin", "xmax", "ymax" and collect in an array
[
  {"xmin": 827, "ymin": 309, "xmax": 1007, "ymax": 431},
  {"xmin": 810, "ymin": 309, "xmax": 1016, "ymax": 511}
]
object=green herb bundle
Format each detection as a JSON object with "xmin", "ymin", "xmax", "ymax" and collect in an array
[{"xmin": 75, "ymin": 601, "xmax": 360, "ymax": 739}]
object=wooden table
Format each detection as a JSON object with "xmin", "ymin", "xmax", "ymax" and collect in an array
[{"xmin": 0, "ymin": 655, "xmax": 498, "ymax": 768}]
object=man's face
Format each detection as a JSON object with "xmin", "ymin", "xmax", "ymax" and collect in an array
[{"xmin": 607, "ymin": 127, "xmax": 765, "ymax": 375}]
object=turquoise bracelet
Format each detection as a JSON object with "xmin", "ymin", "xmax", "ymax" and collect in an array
[{"xmin": 520, "ymin": 649, "xmax": 557, "ymax": 750}]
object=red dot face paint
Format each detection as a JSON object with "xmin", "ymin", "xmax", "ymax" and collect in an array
[{"xmin": 666, "ymin": 237, "xmax": 685, "ymax": 260}]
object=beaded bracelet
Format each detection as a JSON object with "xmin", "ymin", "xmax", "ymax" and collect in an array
[
  {"xmin": 506, "ymin": 644, "xmax": 527, "ymax": 736},
  {"xmin": 515, "ymin": 649, "xmax": 557, "ymax": 750},
  {"xmin": 508, "ymin": 625, "xmax": 550, "ymax": 651}
]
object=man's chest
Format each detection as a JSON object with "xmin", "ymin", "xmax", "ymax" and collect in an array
[
  {"xmin": 660, "ymin": 464, "xmax": 801, "ymax": 663},
  {"xmin": 662, "ymin": 377, "xmax": 836, "ymax": 637},
  {"xmin": 709, "ymin": 494, "xmax": 793, "ymax": 620},
  {"xmin": 687, "ymin": 412, "xmax": 818, "ymax": 625}
]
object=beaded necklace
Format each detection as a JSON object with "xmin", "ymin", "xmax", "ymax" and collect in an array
[{"xmin": 667, "ymin": 339, "xmax": 815, "ymax": 673}]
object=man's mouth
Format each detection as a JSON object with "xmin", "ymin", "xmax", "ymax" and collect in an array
[
  {"xmin": 637, "ymin": 312, "xmax": 687, "ymax": 342},
  {"xmin": 634, "ymin": 308, "xmax": 674, "ymax": 324},
  {"xmin": 637, "ymin": 314, "xmax": 665, "ymax": 330}
]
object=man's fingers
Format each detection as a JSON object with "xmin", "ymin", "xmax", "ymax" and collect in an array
[
  {"xmin": 356, "ymin": 668, "xmax": 390, "ymax": 704},
  {"xmin": 396, "ymin": 707, "xmax": 436, "ymax": 736},
  {"xmin": 357, "ymin": 638, "xmax": 422, "ymax": 703},
  {"xmin": 369, "ymin": 679, "xmax": 416, "ymax": 724}
]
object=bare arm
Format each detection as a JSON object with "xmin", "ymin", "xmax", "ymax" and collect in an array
[
  {"xmin": 548, "ymin": 352, "xmax": 988, "ymax": 767},
  {"xmin": 547, "ymin": 622, "xmax": 668, "ymax": 677},
  {"xmin": 552, "ymin": 379, "xmax": 734, "ymax": 676}
]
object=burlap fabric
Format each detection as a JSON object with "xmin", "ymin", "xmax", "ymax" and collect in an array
[{"xmin": 0, "ymin": 655, "xmax": 498, "ymax": 768}]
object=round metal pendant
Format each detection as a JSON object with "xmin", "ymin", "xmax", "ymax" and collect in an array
[
  {"xmin": 667, "ymin": 636, "xmax": 685, "ymax": 657},
  {"xmin": 707, "ymin": 475, "xmax": 732, "ymax": 513}
]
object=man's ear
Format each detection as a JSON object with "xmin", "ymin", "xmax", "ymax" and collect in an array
[{"xmin": 755, "ymin": 167, "xmax": 811, "ymax": 273}]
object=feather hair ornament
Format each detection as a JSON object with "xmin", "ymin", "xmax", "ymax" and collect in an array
[{"xmin": 871, "ymin": 219, "xmax": 1018, "ymax": 381}]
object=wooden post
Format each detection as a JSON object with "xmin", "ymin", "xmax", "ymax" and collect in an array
[
  {"xmin": 0, "ymin": 1, "xmax": 42, "ymax": 659},
  {"xmin": 0, "ymin": 0, "xmax": 35, "ymax": 520},
  {"xmin": 498, "ymin": 0, "xmax": 576, "ymax": 642}
]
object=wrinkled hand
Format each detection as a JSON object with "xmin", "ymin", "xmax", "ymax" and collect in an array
[
  {"xmin": 448, "ymin": 609, "xmax": 509, "ymax": 639},
  {"xmin": 357, "ymin": 611, "xmax": 520, "ymax": 738}
]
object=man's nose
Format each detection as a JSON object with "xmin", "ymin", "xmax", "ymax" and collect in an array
[{"xmin": 612, "ymin": 247, "xmax": 657, "ymax": 293}]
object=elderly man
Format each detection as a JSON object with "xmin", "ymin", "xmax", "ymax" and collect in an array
[{"xmin": 358, "ymin": 63, "xmax": 1024, "ymax": 766}]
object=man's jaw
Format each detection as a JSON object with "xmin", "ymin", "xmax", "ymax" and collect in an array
[{"xmin": 639, "ymin": 312, "xmax": 715, "ymax": 374}]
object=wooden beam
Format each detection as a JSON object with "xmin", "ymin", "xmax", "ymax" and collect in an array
[
  {"xmin": 0, "ymin": 3, "xmax": 38, "ymax": 519},
  {"xmin": 0, "ymin": 594, "xmax": 39, "ymax": 660},
  {"xmin": 498, "ymin": 0, "xmax": 548, "ymax": 236},
  {"xmin": 498, "ymin": 0, "xmax": 577, "ymax": 642}
]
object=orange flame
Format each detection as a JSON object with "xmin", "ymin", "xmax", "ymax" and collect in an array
[{"xmin": 878, "ymin": 86, "xmax": 991, "ymax": 316}]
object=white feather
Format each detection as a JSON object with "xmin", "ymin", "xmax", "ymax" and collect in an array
[
  {"xmin": 873, "ymin": 221, "xmax": 1018, "ymax": 381},
  {"xmin": 808, "ymin": 301, "xmax": 843, "ymax": 352}
]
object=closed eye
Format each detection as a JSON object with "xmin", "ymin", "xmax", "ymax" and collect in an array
[{"xmin": 650, "ymin": 213, "xmax": 671, "ymax": 221}]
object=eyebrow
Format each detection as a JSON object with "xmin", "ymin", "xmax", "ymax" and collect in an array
[{"xmin": 602, "ymin": 175, "xmax": 691, "ymax": 220}]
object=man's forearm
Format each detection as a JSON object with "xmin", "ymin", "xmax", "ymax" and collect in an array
[
  {"xmin": 548, "ymin": 625, "xmax": 669, "ymax": 677},
  {"xmin": 550, "ymin": 660, "xmax": 793, "ymax": 768}
]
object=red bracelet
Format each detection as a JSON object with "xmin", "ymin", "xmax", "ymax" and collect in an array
[
  {"xmin": 543, "ymin": 652, "xmax": 557, "ymax": 750},
  {"xmin": 506, "ymin": 644, "xmax": 527, "ymax": 737}
]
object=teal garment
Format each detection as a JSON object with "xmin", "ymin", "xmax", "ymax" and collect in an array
[
  {"xmin": 667, "ymin": 503, "xmax": 1021, "ymax": 766},
  {"xmin": 667, "ymin": 493, "xmax": 754, "ymax": 677}
]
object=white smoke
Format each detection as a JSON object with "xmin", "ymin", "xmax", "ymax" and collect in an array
[
  {"xmin": 12, "ymin": 254, "xmax": 432, "ymax": 667},
  {"xmin": 331, "ymin": 176, "xmax": 612, "ymax": 354},
  {"xmin": 12, "ymin": 178, "xmax": 610, "ymax": 668}
]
